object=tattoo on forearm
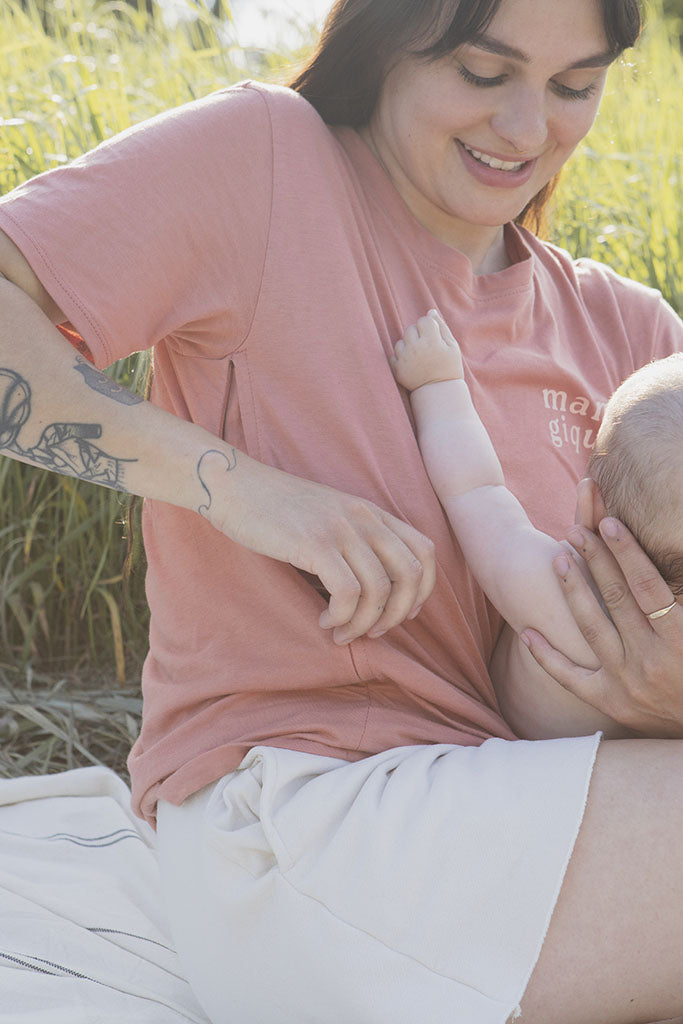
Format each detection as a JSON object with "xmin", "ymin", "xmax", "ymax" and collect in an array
[
  {"xmin": 0, "ymin": 367, "xmax": 136, "ymax": 490},
  {"xmin": 74, "ymin": 355, "xmax": 144, "ymax": 405},
  {"xmin": 197, "ymin": 448, "xmax": 238, "ymax": 517}
]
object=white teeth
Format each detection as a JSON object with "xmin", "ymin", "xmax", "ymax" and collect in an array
[{"xmin": 462, "ymin": 142, "xmax": 525, "ymax": 172}]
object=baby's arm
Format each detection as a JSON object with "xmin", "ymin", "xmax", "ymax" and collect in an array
[{"xmin": 392, "ymin": 312, "xmax": 630, "ymax": 739}]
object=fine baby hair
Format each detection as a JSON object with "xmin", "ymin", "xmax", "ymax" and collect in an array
[{"xmin": 588, "ymin": 353, "xmax": 683, "ymax": 594}]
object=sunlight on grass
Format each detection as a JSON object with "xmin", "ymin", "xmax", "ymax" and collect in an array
[{"xmin": 552, "ymin": 9, "xmax": 681, "ymax": 313}]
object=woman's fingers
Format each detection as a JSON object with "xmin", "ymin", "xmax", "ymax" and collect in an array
[
  {"xmin": 522, "ymin": 516, "xmax": 683, "ymax": 735},
  {"xmin": 209, "ymin": 453, "xmax": 436, "ymax": 642},
  {"xmin": 314, "ymin": 549, "xmax": 362, "ymax": 630},
  {"xmin": 317, "ymin": 515, "xmax": 435, "ymax": 645},
  {"xmin": 376, "ymin": 511, "xmax": 436, "ymax": 614},
  {"xmin": 331, "ymin": 544, "xmax": 407, "ymax": 646},
  {"xmin": 594, "ymin": 517, "xmax": 681, "ymax": 629},
  {"xmin": 520, "ymin": 627, "xmax": 612, "ymax": 714},
  {"xmin": 549, "ymin": 549, "xmax": 624, "ymax": 667},
  {"xmin": 567, "ymin": 518, "xmax": 679, "ymax": 635}
]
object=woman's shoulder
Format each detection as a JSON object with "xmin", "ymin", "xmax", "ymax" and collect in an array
[
  {"xmin": 218, "ymin": 78, "xmax": 331, "ymax": 132},
  {"xmin": 570, "ymin": 255, "xmax": 681, "ymax": 353},
  {"xmin": 520, "ymin": 227, "xmax": 681, "ymax": 338},
  {"xmin": 515, "ymin": 228, "xmax": 681, "ymax": 362},
  {"xmin": 78, "ymin": 80, "xmax": 323, "ymax": 165}
]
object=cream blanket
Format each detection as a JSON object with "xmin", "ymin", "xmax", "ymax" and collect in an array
[{"xmin": 0, "ymin": 766, "xmax": 210, "ymax": 1023}]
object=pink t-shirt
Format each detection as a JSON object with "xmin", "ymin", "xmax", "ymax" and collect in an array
[{"xmin": 1, "ymin": 81, "xmax": 680, "ymax": 824}]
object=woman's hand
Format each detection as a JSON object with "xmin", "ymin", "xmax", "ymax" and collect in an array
[
  {"xmin": 197, "ymin": 448, "xmax": 436, "ymax": 646},
  {"xmin": 521, "ymin": 515, "xmax": 683, "ymax": 737}
]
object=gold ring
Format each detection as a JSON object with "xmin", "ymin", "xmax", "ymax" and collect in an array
[{"xmin": 646, "ymin": 600, "xmax": 677, "ymax": 620}]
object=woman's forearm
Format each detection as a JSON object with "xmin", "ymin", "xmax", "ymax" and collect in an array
[
  {"xmin": 0, "ymin": 276, "xmax": 241, "ymax": 522},
  {"xmin": 0, "ymin": 277, "xmax": 437, "ymax": 643}
]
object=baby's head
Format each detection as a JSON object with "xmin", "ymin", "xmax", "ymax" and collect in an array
[{"xmin": 587, "ymin": 353, "xmax": 683, "ymax": 596}]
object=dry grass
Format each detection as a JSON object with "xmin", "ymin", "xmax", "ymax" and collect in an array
[{"xmin": 0, "ymin": 662, "xmax": 140, "ymax": 782}]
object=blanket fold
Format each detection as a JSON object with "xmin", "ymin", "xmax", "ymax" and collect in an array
[{"xmin": 0, "ymin": 766, "xmax": 210, "ymax": 1023}]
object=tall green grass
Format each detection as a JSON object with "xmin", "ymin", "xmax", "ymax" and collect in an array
[
  {"xmin": 551, "ymin": 9, "xmax": 681, "ymax": 314},
  {"xmin": 0, "ymin": 0, "xmax": 253, "ymax": 678},
  {"xmin": 0, "ymin": 0, "xmax": 680, "ymax": 680}
]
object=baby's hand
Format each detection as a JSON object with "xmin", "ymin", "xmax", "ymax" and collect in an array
[{"xmin": 390, "ymin": 310, "xmax": 464, "ymax": 392}]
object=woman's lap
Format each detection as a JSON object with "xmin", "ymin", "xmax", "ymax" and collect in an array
[{"xmin": 156, "ymin": 736, "xmax": 601, "ymax": 1024}]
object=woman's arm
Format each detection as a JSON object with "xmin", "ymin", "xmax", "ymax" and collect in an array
[{"xmin": 0, "ymin": 232, "xmax": 436, "ymax": 646}]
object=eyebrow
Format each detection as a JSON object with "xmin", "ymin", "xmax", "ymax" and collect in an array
[{"xmin": 469, "ymin": 33, "xmax": 617, "ymax": 70}]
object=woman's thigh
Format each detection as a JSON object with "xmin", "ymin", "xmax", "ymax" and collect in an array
[{"xmin": 519, "ymin": 739, "xmax": 683, "ymax": 1024}]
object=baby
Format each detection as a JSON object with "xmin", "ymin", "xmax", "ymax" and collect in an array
[{"xmin": 391, "ymin": 311, "xmax": 683, "ymax": 740}]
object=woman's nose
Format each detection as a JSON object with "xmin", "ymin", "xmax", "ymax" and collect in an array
[{"xmin": 491, "ymin": 86, "xmax": 549, "ymax": 155}]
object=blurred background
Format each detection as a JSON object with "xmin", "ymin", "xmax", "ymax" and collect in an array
[{"xmin": 0, "ymin": 0, "xmax": 680, "ymax": 779}]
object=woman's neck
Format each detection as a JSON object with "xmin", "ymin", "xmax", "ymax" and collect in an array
[
  {"xmin": 467, "ymin": 231, "xmax": 511, "ymax": 274},
  {"xmin": 358, "ymin": 123, "xmax": 512, "ymax": 276}
]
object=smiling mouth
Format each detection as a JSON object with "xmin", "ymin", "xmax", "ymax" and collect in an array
[{"xmin": 460, "ymin": 141, "xmax": 529, "ymax": 172}]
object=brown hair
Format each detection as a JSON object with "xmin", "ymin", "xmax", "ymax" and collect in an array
[
  {"xmin": 587, "ymin": 354, "xmax": 683, "ymax": 595},
  {"xmin": 289, "ymin": 0, "xmax": 642, "ymax": 234}
]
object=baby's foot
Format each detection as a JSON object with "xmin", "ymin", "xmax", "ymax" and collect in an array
[{"xmin": 390, "ymin": 310, "xmax": 464, "ymax": 392}]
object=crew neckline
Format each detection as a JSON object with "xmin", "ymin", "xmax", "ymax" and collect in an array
[{"xmin": 333, "ymin": 124, "xmax": 535, "ymax": 296}]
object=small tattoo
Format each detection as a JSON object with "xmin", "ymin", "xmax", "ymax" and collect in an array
[
  {"xmin": 197, "ymin": 448, "xmax": 238, "ymax": 517},
  {"xmin": 74, "ymin": 356, "xmax": 143, "ymax": 405},
  {"xmin": 0, "ymin": 367, "xmax": 136, "ymax": 489}
]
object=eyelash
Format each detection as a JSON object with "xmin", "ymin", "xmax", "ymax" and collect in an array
[{"xmin": 457, "ymin": 63, "xmax": 599, "ymax": 101}]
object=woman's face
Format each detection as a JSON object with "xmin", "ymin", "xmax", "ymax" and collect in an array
[{"xmin": 362, "ymin": 0, "xmax": 613, "ymax": 262}]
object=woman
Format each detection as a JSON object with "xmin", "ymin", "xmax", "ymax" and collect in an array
[{"xmin": 0, "ymin": 0, "xmax": 682, "ymax": 1020}]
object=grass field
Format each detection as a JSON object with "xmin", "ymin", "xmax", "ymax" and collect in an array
[{"xmin": 0, "ymin": 0, "xmax": 680, "ymax": 779}]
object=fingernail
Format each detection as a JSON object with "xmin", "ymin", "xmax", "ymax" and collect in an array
[
  {"xmin": 554, "ymin": 554, "xmax": 571, "ymax": 578},
  {"xmin": 600, "ymin": 518, "xmax": 620, "ymax": 540},
  {"xmin": 368, "ymin": 629, "xmax": 387, "ymax": 639},
  {"xmin": 407, "ymin": 604, "xmax": 423, "ymax": 620},
  {"xmin": 567, "ymin": 527, "xmax": 585, "ymax": 549},
  {"xmin": 520, "ymin": 631, "xmax": 532, "ymax": 649}
]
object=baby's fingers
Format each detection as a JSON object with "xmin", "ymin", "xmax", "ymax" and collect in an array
[{"xmin": 428, "ymin": 308, "xmax": 457, "ymax": 347}]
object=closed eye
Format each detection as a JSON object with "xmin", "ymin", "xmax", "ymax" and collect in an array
[
  {"xmin": 457, "ymin": 62, "xmax": 601, "ymax": 101},
  {"xmin": 551, "ymin": 80, "xmax": 600, "ymax": 100},
  {"xmin": 457, "ymin": 64, "xmax": 506, "ymax": 88}
]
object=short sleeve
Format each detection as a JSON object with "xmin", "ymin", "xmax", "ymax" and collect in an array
[
  {"xmin": 575, "ymin": 257, "xmax": 682, "ymax": 371},
  {"xmin": 0, "ymin": 82, "xmax": 273, "ymax": 368},
  {"xmin": 649, "ymin": 293, "xmax": 683, "ymax": 358}
]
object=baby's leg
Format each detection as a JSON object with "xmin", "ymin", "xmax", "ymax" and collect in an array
[{"xmin": 391, "ymin": 310, "xmax": 464, "ymax": 391}]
